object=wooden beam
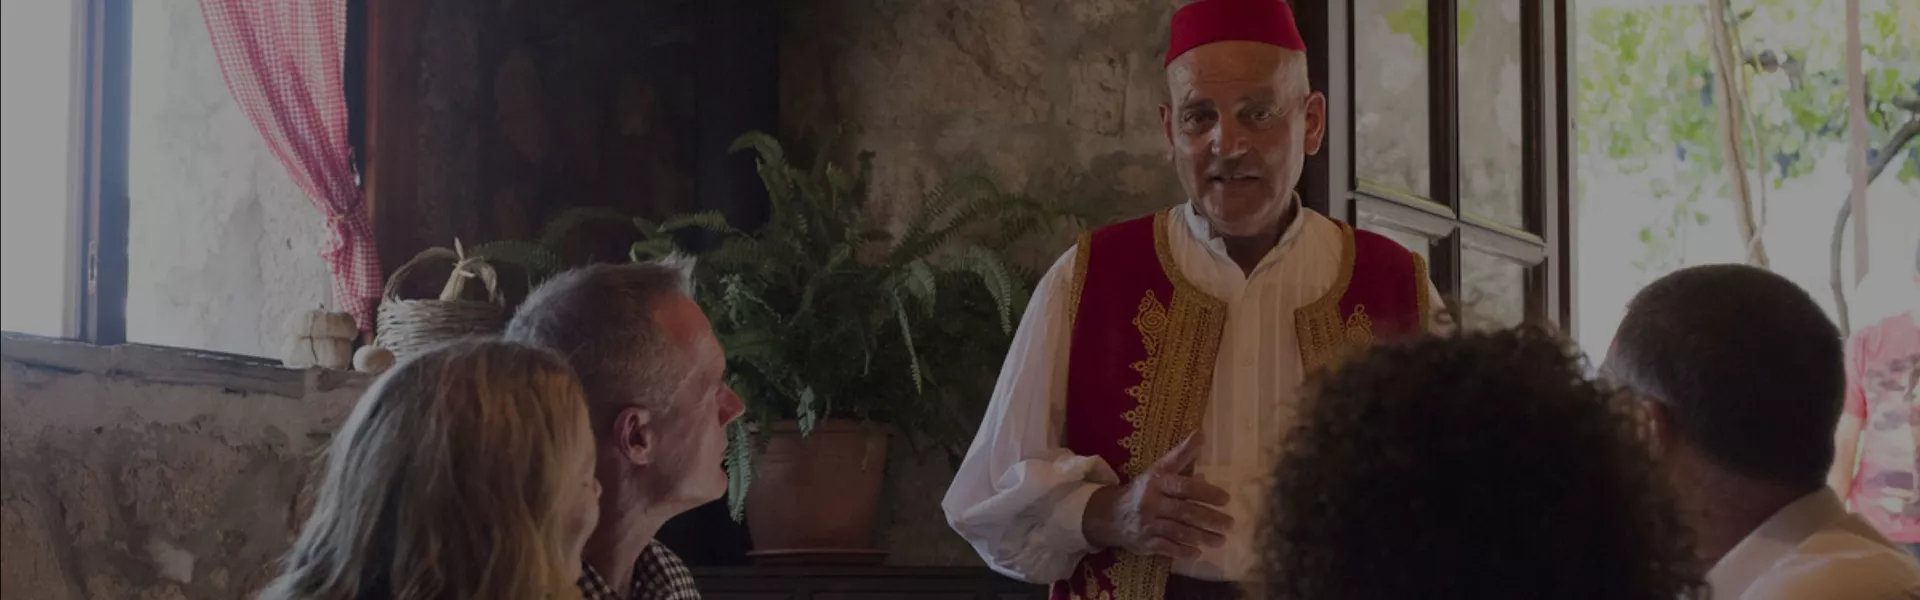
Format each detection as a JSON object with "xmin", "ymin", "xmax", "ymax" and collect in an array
[
  {"xmin": 363, "ymin": 0, "xmax": 425, "ymax": 277},
  {"xmin": 1429, "ymin": 0, "xmax": 1463, "ymax": 308},
  {"xmin": 1551, "ymin": 0, "xmax": 1574, "ymax": 331}
]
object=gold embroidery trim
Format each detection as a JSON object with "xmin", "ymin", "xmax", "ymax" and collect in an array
[
  {"xmin": 1292, "ymin": 219, "xmax": 1359, "ymax": 374},
  {"xmin": 1412, "ymin": 251, "xmax": 1432, "ymax": 332},
  {"xmin": 1345, "ymin": 304, "xmax": 1375, "ymax": 345},
  {"xmin": 1078, "ymin": 570, "xmax": 1115, "ymax": 600},
  {"xmin": 1103, "ymin": 209, "xmax": 1229, "ymax": 600},
  {"xmin": 1068, "ymin": 232, "xmax": 1093, "ymax": 328}
]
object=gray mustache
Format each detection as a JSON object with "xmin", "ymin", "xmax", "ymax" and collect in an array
[{"xmin": 1205, "ymin": 158, "xmax": 1267, "ymax": 178}]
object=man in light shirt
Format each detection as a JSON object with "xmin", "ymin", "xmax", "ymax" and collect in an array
[
  {"xmin": 1605, "ymin": 264, "xmax": 1920, "ymax": 600},
  {"xmin": 940, "ymin": 0, "xmax": 1440, "ymax": 597}
]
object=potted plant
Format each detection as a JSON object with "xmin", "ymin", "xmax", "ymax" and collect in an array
[{"xmin": 630, "ymin": 126, "xmax": 1095, "ymax": 563}]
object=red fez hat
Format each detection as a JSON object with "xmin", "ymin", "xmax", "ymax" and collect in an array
[{"xmin": 1165, "ymin": 0, "xmax": 1306, "ymax": 66}]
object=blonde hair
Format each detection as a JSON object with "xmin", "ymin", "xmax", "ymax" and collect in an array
[{"xmin": 259, "ymin": 339, "xmax": 594, "ymax": 600}]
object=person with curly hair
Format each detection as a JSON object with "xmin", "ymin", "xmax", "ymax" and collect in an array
[
  {"xmin": 1607, "ymin": 264, "xmax": 1920, "ymax": 599},
  {"xmin": 1260, "ymin": 327, "xmax": 1704, "ymax": 600}
]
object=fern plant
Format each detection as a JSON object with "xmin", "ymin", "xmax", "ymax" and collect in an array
[
  {"xmin": 467, "ymin": 206, "xmax": 637, "ymax": 284},
  {"xmin": 631, "ymin": 126, "xmax": 1098, "ymax": 521}
]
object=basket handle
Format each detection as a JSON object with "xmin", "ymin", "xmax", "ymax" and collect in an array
[
  {"xmin": 438, "ymin": 257, "xmax": 504, "ymax": 305},
  {"xmin": 383, "ymin": 247, "xmax": 505, "ymax": 306}
]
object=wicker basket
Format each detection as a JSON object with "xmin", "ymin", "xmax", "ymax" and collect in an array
[{"xmin": 374, "ymin": 247, "xmax": 507, "ymax": 361}]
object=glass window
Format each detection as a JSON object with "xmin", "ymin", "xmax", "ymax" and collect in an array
[
  {"xmin": 1354, "ymin": 0, "xmax": 1433, "ymax": 200},
  {"xmin": 1572, "ymin": 0, "xmax": 1920, "ymax": 359},
  {"xmin": 1, "ymin": 1, "xmax": 79, "ymax": 337},
  {"xmin": 1461, "ymin": 249, "xmax": 1527, "ymax": 330},
  {"xmin": 1457, "ymin": 0, "xmax": 1525, "ymax": 228}
]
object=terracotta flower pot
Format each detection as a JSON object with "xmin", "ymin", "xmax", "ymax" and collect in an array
[{"xmin": 743, "ymin": 419, "xmax": 889, "ymax": 564}]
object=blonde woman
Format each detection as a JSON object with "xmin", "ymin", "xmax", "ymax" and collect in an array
[{"xmin": 259, "ymin": 339, "xmax": 601, "ymax": 600}]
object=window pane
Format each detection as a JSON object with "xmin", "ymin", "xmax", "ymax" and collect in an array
[
  {"xmin": 1462, "ymin": 249, "xmax": 1526, "ymax": 329},
  {"xmin": 1355, "ymin": 0, "xmax": 1432, "ymax": 199},
  {"xmin": 1571, "ymin": 0, "xmax": 1917, "ymax": 362},
  {"xmin": 1, "ymin": 1, "xmax": 78, "ymax": 337},
  {"xmin": 1458, "ymin": 0, "xmax": 1525, "ymax": 228},
  {"xmin": 126, "ymin": 0, "xmax": 332, "ymax": 356}
]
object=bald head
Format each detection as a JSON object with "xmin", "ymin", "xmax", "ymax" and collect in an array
[{"xmin": 1161, "ymin": 40, "xmax": 1323, "ymax": 240}]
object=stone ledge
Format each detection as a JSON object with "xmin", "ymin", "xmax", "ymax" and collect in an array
[
  {"xmin": 1, "ymin": 333, "xmax": 369, "ymax": 399},
  {"xmin": 1, "ymin": 333, "xmax": 371, "ymax": 598}
]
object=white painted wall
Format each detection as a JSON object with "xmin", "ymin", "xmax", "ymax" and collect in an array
[{"xmin": 125, "ymin": 0, "xmax": 333, "ymax": 357}]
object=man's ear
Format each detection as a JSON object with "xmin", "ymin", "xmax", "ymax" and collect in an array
[
  {"xmin": 1160, "ymin": 103, "xmax": 1175, "ymax": 151},
  {"xmin": 1302, "ymin": 91, "xmax": 1327, "ymax": 156},
  {"xmin": 1641, "ymin": 398, "xmax": 1675, "ymax": 458},
  {"xmin": 613, "ymin": 406, "xmax": 656, "ymax": 466}
]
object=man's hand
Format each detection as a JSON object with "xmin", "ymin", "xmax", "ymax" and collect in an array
[{"xmin": 1081, "ymin": 431, "xmax": 1234, "ymax": 559}]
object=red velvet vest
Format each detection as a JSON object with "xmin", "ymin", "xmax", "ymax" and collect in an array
[{"xmin": 1051, "ymin": 209, "xmax": 1428, "ymax": 600}]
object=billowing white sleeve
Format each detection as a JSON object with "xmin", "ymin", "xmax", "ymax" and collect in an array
[
  {"xmin": 1424, "ymin": 276, "xmax": 1454, "ymax": 335},
  {"xmin": 941, "ymin": 245, "xmax": 1120, "ymax": 584}
]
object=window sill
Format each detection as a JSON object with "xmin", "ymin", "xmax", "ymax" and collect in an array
[{"xmin": 0, "ymin": 332, "xmax": 368, "ymax": 399}]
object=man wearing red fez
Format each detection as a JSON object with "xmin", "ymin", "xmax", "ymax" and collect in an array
[{"xmin": 943, "ymin": 0, "xmax": 1442, "ymax": 598}]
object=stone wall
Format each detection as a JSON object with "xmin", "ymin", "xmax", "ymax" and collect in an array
[
  {"xmin": 0, "ymin": 335, "xmax": 368, "ymax": 599},
  {"xmin": 780, "ymin": 0, "xmax": 1188, "ymax": 249}
]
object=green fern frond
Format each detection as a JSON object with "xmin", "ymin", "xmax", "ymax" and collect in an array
[
  {"xmin": 724, "ymin": 419, "xmax": 755, "ymax": 522},
  {"xmin": 468, "ymin": 240, "xmax": 565, "ymax": 278},
  {"xmin": 703, "ymin": 236, "xmax": 765, "ymax": 273},
  {"xmin": 797, "ymin": 386, "xmax": 820, "ymax": 435},
  {"xmin": 892, "ymin": 292, "xmax": 924, "ymax": 393},
  {"xmin": 717, "ymin": 329, "xmax": 782, "ymax": 367},
  {"xmin": 537, "ymin": 206, "xmax": 631, "ymax": 248},
  {"xmin": 795, "ymin": 244, "xmax": 854, "ymax": 321},
  {"xmin": 719, "ymin": 274, "xmax": 782, "ymax": 325},
  {"xmin": 945, "ymin": 246, "xmax": 1023, "ymax": 334},
  {"xmin": 729, "ymin": 130, "xmax": 787, "ymax": 168},
  {"xmin": 629, "ymin": 238, "xmax": 677, "ymax": 263},
  {"xmin": 903, "ymin": 259, "xmax": 938, "ymax": 315},
  {"xmin": 897, "ymin": 183, "xmax": 955, "ymax": 245},
  {"xmin": 657, "ymin": 211, "xmax": 734, "ymax": 234},
  {"xmin": 886, "ymin": 175, "xmax": 1003, "ymax": 268}
]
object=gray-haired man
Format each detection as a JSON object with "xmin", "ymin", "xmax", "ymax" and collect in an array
[{"xmin": 506, "ymin": 259, "xmax": 744, "ymax": 600}]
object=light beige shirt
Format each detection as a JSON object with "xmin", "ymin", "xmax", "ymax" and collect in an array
[
  {"xmin": 1708, "ymin": 489, "xmax": 1920, "ymax": 599},
  {"xmin": 941, "ymin": 205, "xmax": 1441, "ymax": 584}
]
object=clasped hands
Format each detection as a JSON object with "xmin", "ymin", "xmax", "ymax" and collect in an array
[{"xmin": 1082, "ymin": 430, "xmax": 1234, "ymax": 560}]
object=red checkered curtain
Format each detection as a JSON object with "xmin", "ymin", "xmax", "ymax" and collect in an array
[{"xmin": 198, "ymin": 0, "xmax": 380, "ymax": 331}]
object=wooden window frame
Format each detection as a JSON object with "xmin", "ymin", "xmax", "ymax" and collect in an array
[
  {"xmin": 70, "ymin": 0, "xmax": 131, "ymax": 345},
  {"xmin": 1299, "ymin": 0, "xmax": 1573, "ymax": 331}
]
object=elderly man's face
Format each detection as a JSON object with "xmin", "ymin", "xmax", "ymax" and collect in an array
[
  {"xmin": 642, "ymin": 294, "xmax": 745, "ymax": 508},
  {"xmin": 1162, "ymin": 41, "xmax": 1325, "ymax": 239}
]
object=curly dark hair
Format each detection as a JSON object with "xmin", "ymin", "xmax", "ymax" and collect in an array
[{"xmin": 1260, "ymin": 327, "xmax": 1704, "ymax": 600}]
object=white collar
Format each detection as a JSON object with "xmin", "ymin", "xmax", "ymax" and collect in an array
[
  {"xmin": 1706, "ymin": 488, "xmax": 1852, "ymax": 599},
  {"xmin": 1175, "ymin": 200, "xmax": 1311, "ymax": 276}
]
